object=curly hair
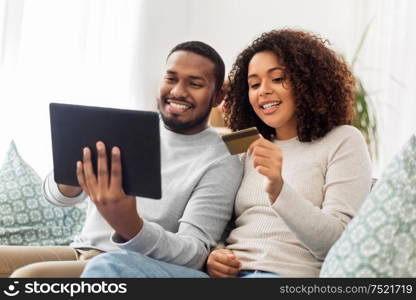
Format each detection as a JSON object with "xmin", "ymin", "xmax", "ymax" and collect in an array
[{"xmin": 223, "ymin": 29, "xmax": 355, "ymax": 141}]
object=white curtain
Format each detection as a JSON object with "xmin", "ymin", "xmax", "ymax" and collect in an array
[
  {"xmin": 355, "ymin": 0, "xmax": 416, "ymax": 175},
  {"xmin": 1, "ymin": 0, "xmax": 415, "ymax": 177},
  {"xmin": 0, "ymin": 0, "xmax": 142, "ymax": 176}
]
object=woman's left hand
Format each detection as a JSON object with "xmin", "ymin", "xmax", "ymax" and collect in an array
[{"xmin": 248, "ymin": 136, "xmax": 283, "ymax": 204}]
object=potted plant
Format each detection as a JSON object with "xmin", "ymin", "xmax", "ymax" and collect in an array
[{"xmin": 350, "ymin": 20, "xmax": 379, "ymax": 161}]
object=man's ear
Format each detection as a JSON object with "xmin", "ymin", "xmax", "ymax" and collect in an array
[
  {"xmin": 212, "ymin": 79, "xmax": 229, "ymax": 108},
  {"xmin": 212, "ymin": 89, "xmax": 225, "ymax": 108}
]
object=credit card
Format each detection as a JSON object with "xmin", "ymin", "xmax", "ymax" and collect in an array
[{"xmin": 221, "ymin": 127, "xmax": 260, "ymax": 155}]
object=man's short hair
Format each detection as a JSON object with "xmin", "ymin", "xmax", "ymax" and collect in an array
[{"xmin": 168, "ymin": 41, "xmax": 225, "ymax": 92}]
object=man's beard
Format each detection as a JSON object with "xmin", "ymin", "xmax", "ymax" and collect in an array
[{"xmin": 160, "ymin": 105, "xmax": 212, "ymax": 133}]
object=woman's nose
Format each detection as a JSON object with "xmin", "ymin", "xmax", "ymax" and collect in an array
[{"xmin": 259, "ymin": 82, "xmax": 273, "ymax": 96}]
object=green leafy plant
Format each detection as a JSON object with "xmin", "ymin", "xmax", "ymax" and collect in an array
[{"xmin": 350, "ymin": 20, "xmax": 379, "ymax": 160}]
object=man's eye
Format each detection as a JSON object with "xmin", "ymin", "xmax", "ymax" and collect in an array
[
  {"xmin": 165, "ymin": 77, "xmax": 176, "ymax": 82},
  {"xmin": 190, "ymin": 82, "xmax": 203, "ymax": 88}
]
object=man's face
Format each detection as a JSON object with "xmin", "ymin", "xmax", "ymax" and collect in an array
[{"xmin": 158, "ymin": 50, "xmax": 218, "ymax": 135}]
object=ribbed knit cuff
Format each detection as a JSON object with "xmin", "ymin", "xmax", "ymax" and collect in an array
[
  {"xmin": 42, "ymin": 171, "xmax": 85, "ymax": 207},
  {"xmin": 111, "ymin": 220, "xmax": 161, "ymax": 255},
  {"xmin": 270, "ymin": 181, "xmax": 316, "ymax": 228},
  {"xmin": 271, "ymin": 182, "xmax": 294, "ymax": 211}
]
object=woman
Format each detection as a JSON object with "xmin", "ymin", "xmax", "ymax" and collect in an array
[{"xmin": 206, "ymin": 29, "xmax": 372, "ymax": 278}]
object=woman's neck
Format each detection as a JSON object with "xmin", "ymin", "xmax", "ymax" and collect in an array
[{"xmin": 275, "ymin": 126, "xmax": 297, "ymax": 140}]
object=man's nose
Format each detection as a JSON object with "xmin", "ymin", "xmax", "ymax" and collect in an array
[{"xmin": 171, "ymin": 82, "xmax": 188, "ymax": 98}]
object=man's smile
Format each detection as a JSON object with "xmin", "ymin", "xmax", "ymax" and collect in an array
[{"xmin": 165, "ymin": 98, "xmax": 194, "ymax": 114}]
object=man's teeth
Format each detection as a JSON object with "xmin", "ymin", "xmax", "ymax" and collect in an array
[
  {"xmin": 170, "ymin": 102, "xmax": 190, "ymax": 109},
  {"xmin": 261, "ymin": 102, "xmax": 282, "ymax": 109}
]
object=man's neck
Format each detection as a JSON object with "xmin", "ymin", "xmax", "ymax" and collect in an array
[{"xmin": 163, "ymin": 121, "xmax": 209, "ymax": 135}]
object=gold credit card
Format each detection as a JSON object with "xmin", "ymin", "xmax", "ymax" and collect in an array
[{"xmin": 221, "ymin": 127, "xmax": 260, "ymax": 155}]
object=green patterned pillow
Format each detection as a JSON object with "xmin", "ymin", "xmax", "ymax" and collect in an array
[
  {"xmin": 0, "ymin": 141, "xmax": 86, "ymax": 245},
  {"xmin": 321, "ymin": 135, "xmax": 416, "ymax": 277}
]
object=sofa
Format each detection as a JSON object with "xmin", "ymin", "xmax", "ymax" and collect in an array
[{"xmin": 1, "ymin": 134, "xmax": 415, "ymax": 277}]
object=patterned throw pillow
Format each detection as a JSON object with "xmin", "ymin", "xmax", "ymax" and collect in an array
[
  {"xmin": 0, "ymin": 141, "xmax": 86, "ymax": 245},
  {"xmin": 320, "ymin": 135, "xmax": 416, "ymax": 277}
]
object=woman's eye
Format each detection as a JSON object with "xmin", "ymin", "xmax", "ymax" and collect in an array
[
  {"xmin": 273, "ymin": 77, "xmax": 284, "ymax": 83},
  {"xmin": 250, "ymin": 83, "xmax": 260, "ymax": 89}
]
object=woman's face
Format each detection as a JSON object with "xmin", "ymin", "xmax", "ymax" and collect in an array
[{"xmin": 247, "ymin": 51, "xmax": 297, "ymax": 140}]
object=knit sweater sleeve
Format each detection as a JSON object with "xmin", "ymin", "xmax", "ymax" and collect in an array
[
  {"xmin": 271, "ymin": 128, "xmax": 372, "ymax": 260},
  {"xmin": 111, "ymin": 155, "xmax": 243, "ymax": 269},
  {"xmin": 42, "ymin": 171, "xmax": 87, "ymax": 207}
]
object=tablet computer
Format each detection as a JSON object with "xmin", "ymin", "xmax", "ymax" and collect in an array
[{"xmin": 49, "ymin": 102, "xmax": 161, "ymax": 199}]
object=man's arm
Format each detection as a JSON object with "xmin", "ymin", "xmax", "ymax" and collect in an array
[
  {"xmin": 113, "ymin": 155, "xmax": 243, "ymax": 269},
  {"xmin": 58, "ymin": 184, "xmax": 82, "ymax": 197},
  {"xmin": 78, "ymin": 141, "xmax": 242, "ymax": 269},
  {"xmin": 42, "ymin": 171, "xmax": 87, "ymax": 207}
]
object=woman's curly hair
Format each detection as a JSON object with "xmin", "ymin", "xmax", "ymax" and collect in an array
[{"xmin": 223, "ymin": 29, "xmax": 355, "ymax": 141}]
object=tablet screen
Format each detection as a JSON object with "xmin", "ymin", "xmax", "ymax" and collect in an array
[{"xmin": 49, "ymin": 103, "xmax": 161, "ymax": 199}]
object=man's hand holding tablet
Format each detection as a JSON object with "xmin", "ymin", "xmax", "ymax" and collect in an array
[{"xmin": 77, "ymin": 142, "xmax": 142, "ymax": 241}]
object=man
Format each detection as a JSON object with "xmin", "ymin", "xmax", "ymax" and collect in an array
[{"xmin": 0, "ymin": 41, "xmax": 242, "ymax": 277}]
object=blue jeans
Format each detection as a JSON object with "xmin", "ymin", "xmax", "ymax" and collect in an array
[
  {"xmin": 81, "ymin": 250, "xmax": 209, "ymax": 278},
  {"xmin": 237, "ymin": 270, "xmax": 281, "ymax": 278},
  {"xmin": 81, "ymin": 250, "xmax": 281, "ymax": 278}
]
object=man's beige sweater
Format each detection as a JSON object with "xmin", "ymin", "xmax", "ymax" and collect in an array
[{"xmin": 226, "ymin": 125, "xmax": 372, "ymax": 277}]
